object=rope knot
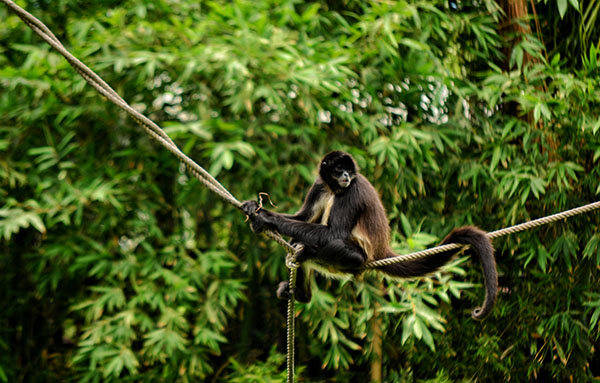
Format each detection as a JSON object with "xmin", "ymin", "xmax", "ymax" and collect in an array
[{"xmin": 285, "ymin": 243, "xmax": 303, "ymax": 270}]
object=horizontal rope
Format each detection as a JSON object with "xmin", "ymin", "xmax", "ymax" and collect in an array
[
  {"xmin": 6, "ymin": 0, "xmax": 599, "ymax": 267},
  {"xmin": 365, "ymin": 200, "xmax": 600, "ymax": 269},
  {"xmin": 6, "ymin": 4, "xmax": 600, "ymax": 382}
]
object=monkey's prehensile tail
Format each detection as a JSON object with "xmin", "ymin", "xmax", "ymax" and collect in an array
[{"xmin": 380, "ymin": 226, "xmax": 498, "ymax": 320}]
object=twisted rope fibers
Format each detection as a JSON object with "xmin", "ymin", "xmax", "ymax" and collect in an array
[
  {"xmin": 2, "ymin": 1, "xmax": 303, "ymax": 378},
  {"xmin": 3, "ymin": 2, "xmax": 600, "ymax": 381},
  {"xmin": 285, "ymin": 252, "xmax": 299, "ymax": 383},
  {"xmin": 0, "ymin": 0, "xmax": 299, "ymax": 254},
  {"xmin": 364, "ymin": 200, "xmax": 600, "ymax": 269}
]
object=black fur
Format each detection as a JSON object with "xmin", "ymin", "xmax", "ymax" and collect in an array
[{"xmin": 243, "ymin": 151, "xmax": 498, "ymax": 320}]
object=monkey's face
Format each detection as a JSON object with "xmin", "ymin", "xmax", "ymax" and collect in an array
[
  {"xmin": 320, "ymin": 151, "xmax": 357, "ymax": 191},
  {"xmin": 334, "ymin": 166, "xmax": 354, "ymax": 188}
]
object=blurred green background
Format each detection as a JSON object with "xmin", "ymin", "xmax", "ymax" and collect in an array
[{"xmin": 1, "ymin": 0, "xmax": 600, "ymax": 381}]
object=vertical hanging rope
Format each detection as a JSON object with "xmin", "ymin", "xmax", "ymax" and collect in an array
[
  {"xmin": 4, "ymin": 2, "xmax": 600, "ymax": 382},
  {"xmin": 285, "ymin": 249, "xmax": 300, "ymax": 383},
  {"xmin": 0, "ymin": 1, "xmax": 303, "ymax": 380}
]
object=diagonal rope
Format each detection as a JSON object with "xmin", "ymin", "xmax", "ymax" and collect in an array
[
  {"xmin": 4, "ymin": 2, "xmax": 600, "ymax": 381},
  {"xmin": 1, "ymin": 2, "xmax": 301, "ymax": 380},
  {"xmin": 5, "ymin": 0, "xmax": 599, "ymax": 279},
  {"xmin": 1, "ymin": 0, "xmax": 234, "ymax": 203},
  {"xmin": 0, "ymin": 0, "xmax": 298, "ymax": 256}
]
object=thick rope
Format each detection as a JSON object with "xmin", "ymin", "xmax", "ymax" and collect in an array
[
  {"xmin": 285, "ymin": 252, "xmax": 300, "ymax": 383},
  {"xmin": 365, "ymin": 200, "xmax": 600, "ymax": 269},
  {"xmin": 0, "ymin": 0, "xmax": 299, "ymax": 257},
  {"xmin": 4, "ymin": 3, "xmax": 600, "ymax": 381},
  {"xmin": 2, "ymin": 0, "xmax": 235, "ymax": 204},
  {"xmin": 1, "ymin": 3, "xmax": 301, "ymax": 381}
]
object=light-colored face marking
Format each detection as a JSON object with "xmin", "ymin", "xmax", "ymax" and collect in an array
[{"xmin": 336, "ymin": 170, "xmax": 354, "ymax": 188}]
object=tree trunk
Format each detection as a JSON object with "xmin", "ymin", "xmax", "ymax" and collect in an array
[{"xmin": 370, "ymin": 301, "xmax": 383, "ymax": 383}]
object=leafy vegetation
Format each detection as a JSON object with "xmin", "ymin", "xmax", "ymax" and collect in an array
[{"xmin": 1, "ymin": 0, "xmax": 599, "ymax": 381}]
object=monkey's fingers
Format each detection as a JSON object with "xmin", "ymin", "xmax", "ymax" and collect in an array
[
  {"xmin": 258, "ymin": 192, "xmax": 277, "ymax": 209},
  {"xmin": 241, "ymin": 200, "xmax": 261, "ymax": 217},
  {"xmin": 276, "ymin": 281, "xmax": 294, "ymax": 300}
]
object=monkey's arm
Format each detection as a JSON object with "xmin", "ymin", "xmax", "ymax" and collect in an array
[
  {"xmin": 242, "ymin": 200, "xmax": 354, "ymax": 247},
  {"xmin": 261, "ymin": 213, "xmax": 333, "ymax": 245},
  {"xmin": 244, "ymin": 181, "xmax": 325, "ymax": 224},
  {"xmin": 243, "ymin": 200, "xmax": 330, "ymax": 243},
  {"xmin": 279, "ymin": 181, "xmax": 326, "ymax": 222}
]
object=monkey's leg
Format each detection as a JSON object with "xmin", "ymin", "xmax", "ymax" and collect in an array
[
  {"xmin": 276, "ymin": 263, "xmax": 312, "ymax": 303},
  {"xmin": 314, "ymin": 239, "xmax": 366, "ymax": 271}
]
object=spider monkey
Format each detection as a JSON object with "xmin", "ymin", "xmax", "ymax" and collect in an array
[{"xmin": 242, "ymin": 151, "xmax": 498, "ymax": 320}]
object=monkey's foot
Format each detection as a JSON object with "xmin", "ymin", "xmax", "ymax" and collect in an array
[{"xmin": 276, "ymin": 281, "xmax": 294, "ymax": 300}]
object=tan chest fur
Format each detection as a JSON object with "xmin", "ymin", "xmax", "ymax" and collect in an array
[
  {"xmin": 308, "ymin": 192, "xmax": 335, "ymax": 225},
  {"xmin": 351, "ymin": 225, "xmax": 374, "ymax": 261},
  {"xmin": 307, "ymin": 190, "xmax": 374, "ymax": 261}
]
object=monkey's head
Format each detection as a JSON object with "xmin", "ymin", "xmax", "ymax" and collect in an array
[{"xmin": 320, "ymin": 151, "xmax": 357, "ymax": 192}]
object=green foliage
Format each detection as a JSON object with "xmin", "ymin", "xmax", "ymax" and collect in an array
[
  {"xmin": 1, "ymin": 0, "xmax": 600, "ymax": 382},
  {"xmin": 219, "ymin": 347, "xmax": 302, "ymax": 382}
]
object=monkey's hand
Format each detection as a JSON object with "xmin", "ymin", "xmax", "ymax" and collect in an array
[
  {"xmin": 276, "ymin": 281, "xmax": 294, "ymax": 300},
  {"xmin": 242, "ymin": 200, "xmax": 260, "ymax": 217},
  {"xmin": 242, "ymin": 200, "xmax": 272, "ymax": 233}
]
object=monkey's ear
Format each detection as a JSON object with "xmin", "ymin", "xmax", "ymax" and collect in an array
[{"xmin": 321, "ymin": 160, "xmax": 328, "ymax": 166}]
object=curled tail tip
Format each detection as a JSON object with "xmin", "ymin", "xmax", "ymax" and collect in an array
[
  {"xmin": 471, "ymin": 286, "xmax": 498, "ymax": 320},
  {"xmin": 445, "ymin": 225, "xmax": 498, "ymax": 320},
  {"xmin": 471, "ymin": 305, "xmax": 492, "ymax": 320},
  {"xmin": 471, "ymin": 307, "xmax": 483, "ymax": 320}
]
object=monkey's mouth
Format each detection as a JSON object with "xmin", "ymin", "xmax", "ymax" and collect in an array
[{"xmin": 338, "ymin": 178, "xmax": 352, "ymax": 188}]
